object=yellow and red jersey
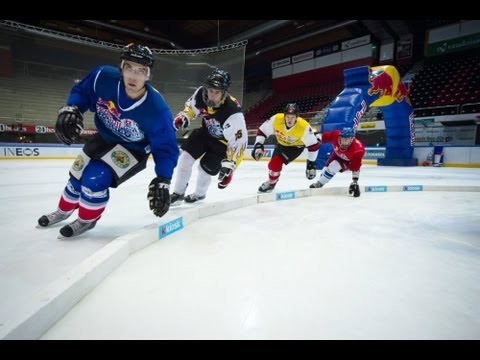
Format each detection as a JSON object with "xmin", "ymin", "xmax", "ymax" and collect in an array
[{"xmin": 257, "ymin": 113, "xmax": 318, "ymax": 148}]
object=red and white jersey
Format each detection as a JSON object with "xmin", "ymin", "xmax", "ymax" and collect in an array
[{"xmin": 321, "ymin": 130, "xmax": 365, "ymax": 171}]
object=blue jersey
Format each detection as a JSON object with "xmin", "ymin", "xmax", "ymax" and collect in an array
[{"xmin": 66, "ymin": 65, "xmax": 179, "ymax": 179}]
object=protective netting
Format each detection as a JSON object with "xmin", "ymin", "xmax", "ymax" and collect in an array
[
  {"xmin": 152, "ymin": 46, "xmax": 246, "ymax": 111},
  {"xmin": 0, "ymin": 23, "xmax": 246, "ymax": 131}
]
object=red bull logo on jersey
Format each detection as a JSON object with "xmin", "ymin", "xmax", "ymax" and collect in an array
[
  {"xmin": 96, "ymin": 98, "xmax": 143, "ymax": 141},
  {"xmin": 97, "ymin": 99, "xmax": 121, "ymax": 119}
]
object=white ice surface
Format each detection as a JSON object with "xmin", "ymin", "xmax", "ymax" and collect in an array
[{"xmin": 1, "ymin": 160, "xmax": 480, "ymax": 339}]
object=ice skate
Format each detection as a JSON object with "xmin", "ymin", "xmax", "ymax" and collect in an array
[
  {"xmin": 184, "ymin": 194, "xmax": 206, "ymax": 203},
  {"xmin": 170, "ymin": 192, "xmax": 185, "ymax": 206},
  {"xmin": 258, "ymin": 181, "xmax": 276, "ymax": 193},
  {"xmin": 309, "ymin": 181, "xmax": 324, "ymax": 189},
  {"xmin": 38, "ymin": 209, "xmax": 73, "ymax": 227},
  {"xmin": 58, "ymin": 218, "xmax": 97, "ymax": 238}
]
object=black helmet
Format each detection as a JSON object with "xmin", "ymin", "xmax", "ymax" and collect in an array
[
  {"xmin": 121, "ymin": 43, "xmax": 154, "ymax": 68},
  {"xmin": 204, "ymin": 69, "xmax": 231, "ymax": 91},
  {"xmin": 284, "ymin": 103, "xmax": 299, "ymax": 116}
]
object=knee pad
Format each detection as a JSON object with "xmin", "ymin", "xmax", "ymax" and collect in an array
[{"xmin": 82, "ymin": 161, "xmax": 113, "ymax": 192}]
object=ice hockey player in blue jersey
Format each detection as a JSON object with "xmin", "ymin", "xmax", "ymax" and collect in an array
[{"xmin": 38, "ymin": 43, "xmax": 179, "ymax": 238}]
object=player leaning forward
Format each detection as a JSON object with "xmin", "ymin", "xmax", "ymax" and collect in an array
[
  {"xmin": 170, "ymin": 69, "xmax": 248, "ymax": 204},
  {"xmin": 309, "ymin": 127, "xmax": 365, "ymax": 197},
  {"xmin": 252, "ymin": 103, "xmax": 320, "ymax": 192},
  {"xmin": 38, "ymin": 43, "xmax": 179, "ymax": 238}
]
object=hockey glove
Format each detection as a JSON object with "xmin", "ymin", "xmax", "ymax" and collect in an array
[
  {"xmin": 173, "ymin": 112, "xmax": 190, "ymax": 131},
  {"xmin": 148, "ymin": 176, "xmax": 171, "ymax": 217},
  {"xmin": 314, "ymin": 132, "xmax": 322, "ymax": 144},
  {"xmin": 218, "ymin": 159, "xmax": 235, "ymax": 189},
  {"xmin": 349, "ymin": 181, "xmax": 361, "ymax": 198},
  {"xmin": 306, "ymin": 160, "xmax": 317, "ymax": 180},
  {"xmin": 251, "ymin": 143, "xmax": 264, "ymax": 161},
  {"xmin": 55, "ymin": 105, "xmax": 84, "ymax": 145}
]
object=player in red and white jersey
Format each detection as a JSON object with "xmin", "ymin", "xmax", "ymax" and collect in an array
[{"xmin": 310, "ymin": 127, "xmax": 365, "ymax": 197}]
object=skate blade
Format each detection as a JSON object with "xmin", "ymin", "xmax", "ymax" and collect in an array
[
  {"xmin": 257, "ymin": 190, "xmax": 274, "ymax": 194},
  {"xmin": 57, "ymin": 232, "xmax": 77, "ymax": 239},
  {"xmin": 170, "ymin": 201, "xmax": 184, "ymax": 207},
  {"xmin": 57, "ymin": 233, "xmax": 79, "ymax": 239}
]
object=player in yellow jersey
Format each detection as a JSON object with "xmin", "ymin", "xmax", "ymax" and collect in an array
[{"xmin": 252, "ymin": 103, "xmax": 320, "ymax": 193}]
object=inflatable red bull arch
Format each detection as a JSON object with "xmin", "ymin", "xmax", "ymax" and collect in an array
[{"xmin": 316, "ymin": 65, "xmax": 417, "ymax": 168}]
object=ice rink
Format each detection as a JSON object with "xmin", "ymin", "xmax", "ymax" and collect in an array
[{"xmin": 1, "ymin": 159, "xmax": 480, "ymax": 339}]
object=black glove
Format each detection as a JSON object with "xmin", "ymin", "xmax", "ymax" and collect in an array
[
  {"xmin": 218, "ymin": 160, "xmax": 235, "ymax": 189},
  {"xmin": 314, "ymin": 132, "xmax": 322, "ymax": 144},
  {"xmin": 55, "ymin": 105, "xmax": 84, "ymax": 145},
  {"xmin": 349, "ymin": 181, "xmax": 360, "ymax": 197},
  {"xmin": 305, "ymin": 160, "xmax": 316, "ymax": 180},
  {"xmin": 148, "ymin": 176, "xmax": 171, "ymax": 217},
  {"xmin": 173, "ymin": 112, "xmax": 190, "ymax": 131},
  {"xmin": 251, "ymin": 143, "xmax": 264, "ymax": 161}
]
